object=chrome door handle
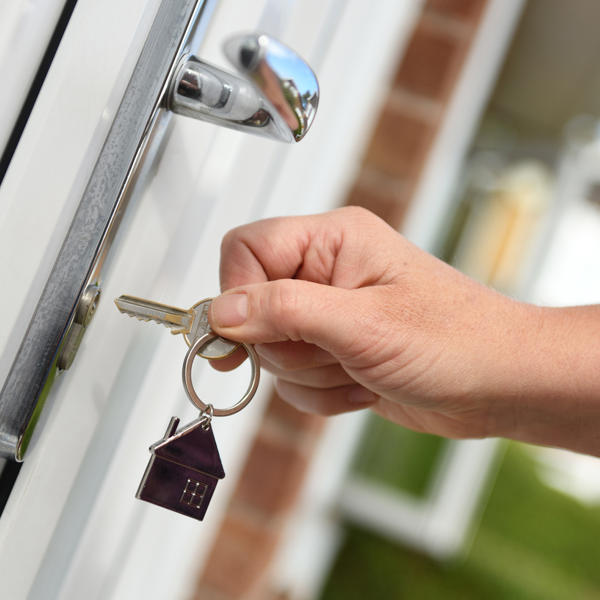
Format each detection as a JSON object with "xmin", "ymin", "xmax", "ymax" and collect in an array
[
  {"xmin": 170, "ymin": 33, "xmax": 319, "ymax": 142},
  {"xmin": 0, "ymin": 0, "xmax": 321, "ymax": 461}
]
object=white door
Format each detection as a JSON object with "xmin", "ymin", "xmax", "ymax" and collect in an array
[{"xmin": 0, "ymin": 1, "xmax": 421, "ymax": 598}]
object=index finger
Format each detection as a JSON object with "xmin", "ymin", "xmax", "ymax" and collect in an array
[
  {"xmin": 219, "ymin": 213, "xmax": 321, "ymax": 291},
  {"xmin": 218, "ymin": 207, "xmax": 399, "ymax": 292}
]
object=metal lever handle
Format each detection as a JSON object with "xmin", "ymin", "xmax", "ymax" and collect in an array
[
  {"xmin": 0, "ymin": 15, "xmax": 320, "ymax": 461},
  {"xmin": 169, "ymin": 33, "xmax": 319, "ymax": 142}
]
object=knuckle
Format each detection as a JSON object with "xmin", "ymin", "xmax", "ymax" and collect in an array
[
  {"xmin": 266, "ymin": 280, "xmax": 302, "ymax": 340},
  {"xmin": 340, "ymin": 205, "xmax": 378, "ymax": 225},
  {"xmin": 338, "ymin": 205, "xmax": 369, "ymax": 218},
  {"xmin": 220, "ymin": 226, "xmax": 243, "ymax": 255}
]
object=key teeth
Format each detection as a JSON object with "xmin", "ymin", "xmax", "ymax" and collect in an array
[
  {"xmin": 137, "ymin": 316, "xmax": 177, "ymax": 329},
  {"xmin": 121, "ymin": 312, "xmax": 177, "ymax": 329},
  {"xmin": 134, "ymin": 315, "xmax": 152, "ymax": 323}
]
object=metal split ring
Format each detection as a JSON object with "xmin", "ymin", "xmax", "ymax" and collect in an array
[{"xmin": 182, "ymin": 332, "xmax": 260, "ymax": 417}]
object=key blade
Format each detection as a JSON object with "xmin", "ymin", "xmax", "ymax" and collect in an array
[{"xmin": 114, "ymin": 295, "xmax": 192, "ymax": 332}]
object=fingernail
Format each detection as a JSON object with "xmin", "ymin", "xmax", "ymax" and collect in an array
[
  {"xmin": 211, "ymin": 293, "xmax": 248, "ymax": 327},
  {"xmin": 348, "ymin": 386, "xmax": 377, "ymax": 405}
]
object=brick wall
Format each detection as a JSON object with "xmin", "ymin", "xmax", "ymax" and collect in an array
[
  {"xmin": 193, "ymin": 396, "xmax": 325, "ymax": 600},
  {"xmin": 348, "ymin": 0, "xmax": 487, "ymax": 231},
  {"xmin": 192, "ymin": 1, "xmax": 488, "ymax": 598}
]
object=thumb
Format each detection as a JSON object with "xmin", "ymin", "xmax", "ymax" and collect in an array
[{"xmin": 208, "ymin": 279, "xmax": 375, "ymax": 359}]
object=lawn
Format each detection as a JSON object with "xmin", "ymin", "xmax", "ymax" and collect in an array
[{"xmin": 321, "ymin": 431, "xmax": 600, "ymax": 599}]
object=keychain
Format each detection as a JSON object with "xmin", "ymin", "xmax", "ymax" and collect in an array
[{"xmin": 135, "ymin": 332, "xmax": 260, "ymax": 521}]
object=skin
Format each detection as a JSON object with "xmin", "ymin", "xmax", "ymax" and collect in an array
[{"xmin": 208, "ymin": 207, "xmax": 600, "ymax": 456}]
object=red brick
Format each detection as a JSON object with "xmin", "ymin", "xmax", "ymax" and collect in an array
[
  {"xmin": 426, "ymin": 0, "xmax": 487, "ymax": 24},
  {"xmin": 346, "ymin": 172, "xmax": 413, "ymax": 229},
  {"xmin": 233, "ymin": 430, "xmax": 310, "ymax": 514},
  {"xmin": 394, "ymin": 21, "xmax": 466, "ymax": 101},
  {"xmin": 363, "ymin": 101, "xmax": 435, "ymax": 179},
  {"xmin": 198, "ymin": 513, "xmax": 279, "ymax": 598}
]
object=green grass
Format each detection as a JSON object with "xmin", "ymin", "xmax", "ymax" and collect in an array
[
  {"xmin": 352, "ymin": 415, "xmax": 447, "ymax": 498},
  {"xmin": 321, "ymin": 442, "xmax": 600, "ymax": 599}
]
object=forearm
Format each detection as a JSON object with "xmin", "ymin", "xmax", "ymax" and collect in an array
[{"xmin": 492, "ymin": 304, "xmax": 600, "ymax": 455}]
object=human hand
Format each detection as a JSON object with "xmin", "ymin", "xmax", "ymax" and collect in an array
[{"xmin": 208, "ymin": 207, "xmax": 542, "ymax": 441}]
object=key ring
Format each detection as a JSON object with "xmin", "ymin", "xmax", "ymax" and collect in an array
[{"xmin": 182, "ymin": 332, "xmax": 260, "ymax": 417}]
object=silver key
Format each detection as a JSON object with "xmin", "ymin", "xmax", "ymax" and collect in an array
[{"xmin": 114, "ymin": 295, "xmax": 239, "ymax": 359}]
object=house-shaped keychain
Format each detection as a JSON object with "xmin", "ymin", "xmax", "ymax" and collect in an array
[{"xmin": 136, "ymin": 415, "xmax": 225, "ymax": 521}]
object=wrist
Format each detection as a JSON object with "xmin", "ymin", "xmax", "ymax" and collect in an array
[{"xmin": 491, "ymin": 303, "xmax": 600, "ymax": 455}]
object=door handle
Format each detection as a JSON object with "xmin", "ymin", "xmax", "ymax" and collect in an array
[
  {"xmin": 0, "ymin": 0, "xmax": 319, "ymax": 461},
  {"xmin": 170, "ymin": 34, "xmax": 318, "ymax": 142}
]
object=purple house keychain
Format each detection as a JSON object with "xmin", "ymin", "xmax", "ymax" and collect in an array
[
  {"xmin": 135, "ymin": 331, "xmax": 260, "ymax": 521},
  {"xmin": 136, "ymin": 412, "xmax": 224, "ymax": 521}
]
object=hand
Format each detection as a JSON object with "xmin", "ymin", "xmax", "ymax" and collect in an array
[{"xmin": 208, "ymin": 207, "xmax": 600, "ymax": 454}]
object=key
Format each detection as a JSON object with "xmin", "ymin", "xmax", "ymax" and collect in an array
[{"xmin": 114, "ymin": 295, "xmax": 239, "ymax": 359}]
